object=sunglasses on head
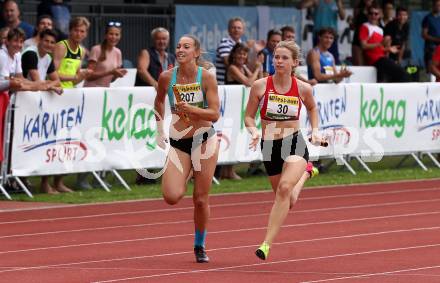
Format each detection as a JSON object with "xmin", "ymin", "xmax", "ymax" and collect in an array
[{"xmin": 107, "ymin": 21, "xmax": 122, "ymax": 27}]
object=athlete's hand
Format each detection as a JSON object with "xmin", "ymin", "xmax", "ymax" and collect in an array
[
  {"xmin": 176, "ymin": 101, "xmax": 195, "ymax": 114},
  {"xmin": 310, "ymin": 130, "xmax": 328, "ymax": 147},
  {"xmin": 156, "ymin": 132, "xmax": 168, "ymax": 150},
  {"xmin": 249, "ymin": 130, "xmax": 261, "ymax": 151}
]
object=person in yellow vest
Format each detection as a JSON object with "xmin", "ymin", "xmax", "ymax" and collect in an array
[
  {"xmin": 52, "ymin": 17, "xmax": 91, "ymax": 192},
  {"xmin": 53, "ymin": 16, "xmax": 90, "ymax": 89}
]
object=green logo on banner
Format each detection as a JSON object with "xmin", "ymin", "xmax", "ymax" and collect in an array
[
  {"xmin": 360, "ymin": 85, "xmax": 406, "ymax": 138},
  {"xmin": 100, "ymin": 91, "xmax": 157, "ymax": 149}
]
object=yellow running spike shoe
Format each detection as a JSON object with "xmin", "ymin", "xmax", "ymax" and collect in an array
[
  {"xmin": 306, "ymin": 162, "xmax": 319, "ymax": 178},
  {"xmin": 255, "ymin": 242, "xmax": 270, "ymax": 260}
]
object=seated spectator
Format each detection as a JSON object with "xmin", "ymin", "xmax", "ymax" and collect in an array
[
  {"xmin": 0, "ymin": 0, "xmax": 34, "ymax": 39},
  {"xmin": 359, "ymin": 4, "xmax": 409, "ymax": 82},
  {"xmin": 135, "ymin": 27, "xmax": 174, "ymax": 89},
  {"xmin": 23, "ymin": 15, "xmax": 53, "ymax": 50},
  {"xmin": 384, "ymin": 7, "xmax": 410, "ymax": 65},
  {"xmin": 37, "ymin": 0, "xmax": 71, "ymax": 40},
  {"xmin": 262, "ymin": 29, "xmax": 282, "ymax": 76},
  {"xmin": 307, "ymin": 28, "xmax": 352, "ymax": 83},
  {"xmin": 84, "ymin": 21, "xmax": 126, "ymax": 87},
  {"xmin": 226, "ymin": 43, "xmax": 262, "ymax": 86}
]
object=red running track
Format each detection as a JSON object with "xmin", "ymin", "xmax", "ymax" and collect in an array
[{"xmin": 0, "ymin": 179, "xmax": 440, "ymax": 283}]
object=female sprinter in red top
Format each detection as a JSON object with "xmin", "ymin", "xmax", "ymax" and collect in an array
[
  {"xmin": 154, "ymin": 35, "xmax": 220, "ymax": 263},
  {"xmin": 245, "ymin": 40, "xmax": 322, "ymax": 260}
]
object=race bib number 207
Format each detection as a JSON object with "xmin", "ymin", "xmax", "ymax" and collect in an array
[{"xmin": 173, "ymin": 83, "xmax": 204, "ymax": 107}]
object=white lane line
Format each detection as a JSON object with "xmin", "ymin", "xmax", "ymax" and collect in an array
[
  {"xmin": 302, "ymin": 265, "xmax": 440, "ymax": 283},
  {"xmin": 1, "ymin": 208, "xmax": 440, "ymax": 255},
  {"xmin": 2, "ymin": 178, "xmax": 438, "ymax": 213},
  {"xmin": 1, "ymin": 224, "xmax": 440, "ymax": 275},
  {"xmin": 1, "ymin": 207, "xmax": 440, "ymax": 241},
  {"xmin": 0, "ymin": 219, "xmax": 440, "ymax": 273},
  {"xmin": 91, "ymin": 243, "xmax": 440, "ymax": 282},
  {"xmin": 1, "ymin": 187, "xmax": 439, "ymax": 225}
]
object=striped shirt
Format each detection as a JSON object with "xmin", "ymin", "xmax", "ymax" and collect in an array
[{"xmin": 215, "ymin": 36, "xmax": 239, "ymax": 85}]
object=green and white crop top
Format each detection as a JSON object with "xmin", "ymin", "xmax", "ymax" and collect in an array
[{"xmin": 167, "ymin": 66, "xmax": 208, "ymax": 111}]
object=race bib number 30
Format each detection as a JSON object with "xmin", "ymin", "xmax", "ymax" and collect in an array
[
  {"xmin": 266, "ymin": 93, "xmax": 298, "ymax": 120},
  {"xmin": 174, "ymin": 83, "xmax": 204, "ymax": 108}
]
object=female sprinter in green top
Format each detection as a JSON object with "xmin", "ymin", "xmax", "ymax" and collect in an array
[
  {"xmin": 154, "ymin": 35, "xmax": 220, "ymax": 263},
  {"xmin": 245, "ymin": 40, "xmax": 323, "ymax": 260}
]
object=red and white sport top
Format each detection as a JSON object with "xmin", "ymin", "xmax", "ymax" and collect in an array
[
  {"xmin": 259, "ymin": 76, "xmax": 302, "ymax": 121},
  {"xmin": 359, "ymin": 22, "xmax": 385, "ymax": 65}
]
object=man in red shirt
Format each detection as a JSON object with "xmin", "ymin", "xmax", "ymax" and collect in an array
[
  {"xmin": 359, "ymin": 4, "xmax": 409, "ymax": 82},
  {"xmin": 430, "ymin": 45, "xmax": 440, "ymax": 82}
]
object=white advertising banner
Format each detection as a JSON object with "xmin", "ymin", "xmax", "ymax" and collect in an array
[
  {"xmin": 215, "ymin": 85, "xmax": 262, "ymax": 164},
  {"xmin": 12, "ymin": 87, "xmax": 168, "ymax": 176},
  {"xmin": 303, "ymin": 83, "xmax": 440, "ymax": 159},
  {"xmin": 10, "ymin": 83, "xmax": 440, "ymax": 176}
]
